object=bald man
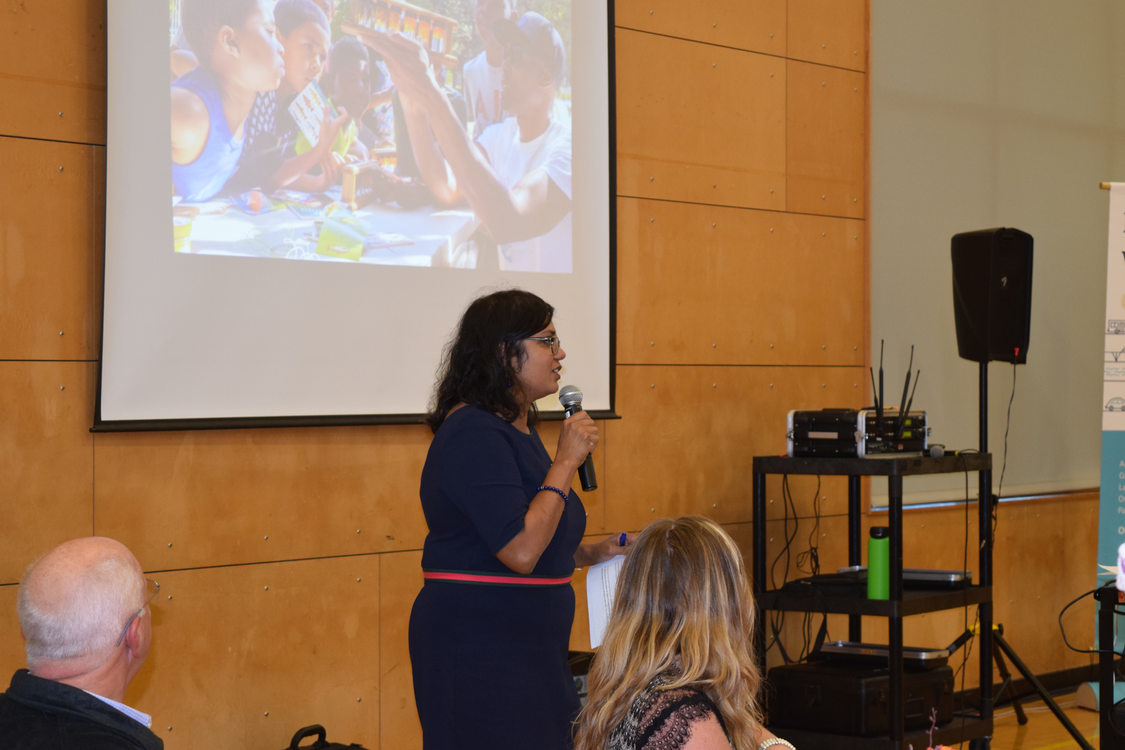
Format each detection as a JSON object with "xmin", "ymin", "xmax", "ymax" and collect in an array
[{"xmin": 0, "ymin": 536, "xmax": 162, "ymax": 749}]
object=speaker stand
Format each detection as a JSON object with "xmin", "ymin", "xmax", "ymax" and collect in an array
[
  {"xmin": 989, "ymin": 624, "xmax": 1094, "ymax": 749},
  {"xmin": 975, "ymin": 362, "xmax": 1093, "ymax": 749}
]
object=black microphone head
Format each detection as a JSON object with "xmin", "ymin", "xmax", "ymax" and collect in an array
[{"xmin": 558, "ymin": 385, "xmax": 583, "ymax": 410}]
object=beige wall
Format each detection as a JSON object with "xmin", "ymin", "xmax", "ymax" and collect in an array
[
  {"xmin": 870, "ymin": 1, "xmax": 1125, "ymax": 502},
  {"xmin": 0, "ymin": 1, "xmax": 1096, "ymax": 748}
]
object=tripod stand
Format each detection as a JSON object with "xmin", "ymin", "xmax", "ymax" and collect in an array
[
  {"xmin": 985, "ymin": 622, "xmax": 1094, "ymax": 750},
  {"xmin": 971, "ymin": 361, "xmax": 1091, "ymax": 748}
]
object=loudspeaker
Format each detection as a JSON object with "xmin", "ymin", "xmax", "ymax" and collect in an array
[{"xmin": 951, "ymin": 227, "xmax": 1033, "ymax": 364}]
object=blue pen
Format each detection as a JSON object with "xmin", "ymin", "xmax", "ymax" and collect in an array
[{"xmin": 618, "ymin": 532, "xmax": 627, "ymax": 546}]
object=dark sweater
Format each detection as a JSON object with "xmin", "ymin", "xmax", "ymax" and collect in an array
[{"xmin": 0, "ymin": 669, "xmax": 163, "ymax": 750}]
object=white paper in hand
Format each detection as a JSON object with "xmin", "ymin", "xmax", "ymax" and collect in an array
[
  {"xmin": 288, "ymin": 81, "xmax": 336, "ymax": 148},
  {"xmin": 586, "ymin": 554, "xmax": 626, "ymax": 648}
]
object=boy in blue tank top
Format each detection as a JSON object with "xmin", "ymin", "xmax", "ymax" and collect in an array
[{"xmin": 171, "ymin": 0, "xmax": 285, "ymax": 202}]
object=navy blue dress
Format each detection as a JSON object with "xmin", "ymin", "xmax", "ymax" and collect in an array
[{"xmin": 409, "ymin": 406, "xmax": 586, "ymax": 750}]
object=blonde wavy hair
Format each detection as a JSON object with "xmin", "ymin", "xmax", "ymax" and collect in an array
[{"xmin": 573, "ymin": 516, "xmax": 763, "ymax": 750}]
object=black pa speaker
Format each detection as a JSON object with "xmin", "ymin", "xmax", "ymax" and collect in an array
[{"xmin": 951, "ymin": 227, "xmax": 1033, "ymax": 364}]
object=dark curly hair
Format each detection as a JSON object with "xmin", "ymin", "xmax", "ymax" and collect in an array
[{"xmin": 427, "ymin": 289, "xmax": 554, "ymax": 432}]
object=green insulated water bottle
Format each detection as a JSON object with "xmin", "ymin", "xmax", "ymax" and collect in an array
[{"xmin": 867, "ymin": 526, "xmax": 889, "ymax": 600}]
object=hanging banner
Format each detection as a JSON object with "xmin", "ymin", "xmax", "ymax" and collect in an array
[{"xmin": 1098, "ymin": 183, "xmax": 1125, "ymax": 590}]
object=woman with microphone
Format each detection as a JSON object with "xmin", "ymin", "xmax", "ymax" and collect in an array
[{"xmin": 409, "ymin": 288, "xmax": 628, "ymax": 749}]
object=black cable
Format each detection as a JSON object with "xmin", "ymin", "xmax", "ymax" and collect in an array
[
  {"xmin": 799, "ymin": 609, "xmax": 814, "ymax": 662},
  {"xmin": 952, "ymin": 607, "xmax": 980, "ymax": 697},
  {"xmin": 767, "ymin": 475, "xmax": 801, "ymax": 662},
  {"xmin": 769, "ymin": 475, "xmax": 799, "ymax": 590},
  {"xmin": 796, "ymin": 475, "xmax": 822, "ymax": 576},
  {"xmin": 794, "ymin": 476, "xmax": 823, "ymax": 662},
  {"xmin": 993, "ymin": 364, "xmax": 1017, "ymax": 538},
  {"xmin": 767, "ymin": 475, "xmax": 826, "ymax": 664},
  {"xmin": 1059, "ymin": 587, "xmax": 1121, "ymax": 655}
]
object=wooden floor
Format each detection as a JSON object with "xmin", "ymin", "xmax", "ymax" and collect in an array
[{"xmin": 987, "ymin": 692, "xmax": 1100, "ymax": 749}]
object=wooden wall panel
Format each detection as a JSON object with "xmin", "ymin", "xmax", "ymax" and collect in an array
[
  {"xmin": 132, "ymin": 557, "xmax": 382, "ymax": 750},
  {"xmin": 990, "ymin": 496, "xmax": 1098, "ymax": 677},
  {"xmin": 860, "ymin": 494, "xmax": 1098, "ymax": 689},
  {"xmin": 0, "ymin": 138, "xmax": 104, "ymax": 360},
  {"xmin": 0, "ymin": 0, "xmax": 1107, "ymax": 742},
  {"xmin": 0, "ymin": 584, "xmax": 22, "ymax": 678},
  {"xmin": 615, "ymin": 29, "xmax": 786, "ymax": 210},
  {"xmin": 787, "ymin": 0, "xmax": 868, "ymax": 71},
  {"xmin": 379, "ymin": 551, "xmax": 423, "ymax": 750},
  {"xmin": 786, "ymin": 61, "xmax": 866, "ymax": 218},
  {"xmin": 617, "ymin": 198, "xmax": 866, "ymax": 365},
  {"xmin": 0, "ymin": 0, "xmax": 106, "ymax": 143},
  {"xmin": 759, "ymin": 515, "xmax": 852, "ymax": 670},
  {"xmin": 0, "ymin": 362, "xmax": 94, "ymax": 583},
  {"xmin": 571, "ymin": 564, "xmax": 592, "ymax": 651},
  {"xmin": 761, "ymin": 473, "xmax": 854, "ymax": 526},
  {"xmin": 857, "ymin": 503, "xmax": 987, "ymax": 684},
  {"xmin": 573, "ymin": 519, "xmax": 856, "ymax": 671},
  {"xmin": 606, "ymin": 365, "xmax": 864, "ymax": 530},
  {"xmin": 761, "ymin": 513, "xmax": 851, "ymax": 586},
  {"xmin": 759, "ymin": 493, "xmax": 1100, "ymax": 688},
  {"xmin": 615, "ymin": 0, "xmax": 786, "ymax": 57},
  {"xmin": 93, "ymin": 426, "xmax": 431, "ymax": 569},
  {"xmin": 576, "ymin": 528, "xmax": 806, "ymax": 653}
]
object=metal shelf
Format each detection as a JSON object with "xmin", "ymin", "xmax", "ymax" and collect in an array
[
  {"xmin": 761, "ymin": 584, "xmax": 991, "ymax": 617},
  {"xmin": 753, "ymin": 452, "xmax": 991, "ymax": 477},
  {"xmin": 770, "ymin": 715, "xmax": 992, "ymax": 750},
  {"xmin": 752, "ymin": 452, "xmax": 994, "ymax": 750}
]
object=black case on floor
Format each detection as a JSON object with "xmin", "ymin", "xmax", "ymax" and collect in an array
[
  {"xmin": 766, "ymin": 661, "xmax": 953, "ymax": 736},
  {"xmin": 283, "ymin": 725, "xmax": 370, "ymax": 750}
]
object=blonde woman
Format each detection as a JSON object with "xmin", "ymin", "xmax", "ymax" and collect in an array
[{"xmin": 574, "ymin": 517, "xmax": 795, "ymax": 750}]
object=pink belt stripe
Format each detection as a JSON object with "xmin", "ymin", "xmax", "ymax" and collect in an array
[{"xmin": 423, "ymin": 570, "xmax": 573, "ymax": 586}]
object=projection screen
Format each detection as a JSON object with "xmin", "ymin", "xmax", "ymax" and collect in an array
[{"xmin": 96, "ymin": 0, "xmax": 614, "ymax": 429}]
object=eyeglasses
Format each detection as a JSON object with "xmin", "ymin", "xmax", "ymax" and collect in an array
[
  {"xmin": 115, "ymin": 578, "xmax": 160, "ymax": 648},
  {"xmin": 525, "ymin": 335, "xmax": 560, "ymax": 354}
]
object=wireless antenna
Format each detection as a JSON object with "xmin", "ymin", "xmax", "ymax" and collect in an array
[
  {"xmin": 894, "ymin": 345, "xmax": 915, "ymax": 442},
  {"xmin": 877, "ymin": 340, "xmax": 885, "ymax": 423},
  {"xmin": 895, "ymin": 370, "xmax": 920, "ymax": 444},
  {"xmin": 869, "ymin": 366, "xmax": 879, "ymax": 411}
]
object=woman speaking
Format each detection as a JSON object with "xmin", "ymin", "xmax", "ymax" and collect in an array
[{"xmin": 409, "ymin": 288, "xmax": 627, "ymax": 749}]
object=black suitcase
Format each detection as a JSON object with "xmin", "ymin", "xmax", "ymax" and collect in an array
[
  {"xmin": 766, "ymin": 662, "xmax": 954, "ymax": 736},
  {"xmin": 285, "ymin": 724, "xmax": 370, "ymax": 750}
]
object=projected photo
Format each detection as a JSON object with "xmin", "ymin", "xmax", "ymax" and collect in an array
[
  {"xmin": 102, "ymin": 0, "xmax": 607, "ymax": 424},
  {"xmin": 168, "ymin": 0, "xmax": 573, "ymax": 272}
]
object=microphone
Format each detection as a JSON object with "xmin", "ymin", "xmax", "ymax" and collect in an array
[{"xmin": 558, "ymin": 385, "xmax": 597, "ymax": 491}]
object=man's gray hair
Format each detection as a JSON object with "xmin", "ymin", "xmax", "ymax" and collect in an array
[{"xmin": 18, "ymin": 551, "xmax": 144, "ymax": 669}]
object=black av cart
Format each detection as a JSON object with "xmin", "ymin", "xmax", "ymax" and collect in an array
[{"xmin": 752, "ymin": 453, "xmax": 993, "ymax": 750}]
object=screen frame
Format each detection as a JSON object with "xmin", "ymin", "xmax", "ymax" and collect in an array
[{"xmin": 93, "ymin": 0, "xmax": 618, "ymax": 432}]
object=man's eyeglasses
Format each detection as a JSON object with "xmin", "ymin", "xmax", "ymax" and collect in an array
[
  {"xmin": 526, "ymin": 335, "xmax": 560, "ymax": 354},
  {"xmin": 115, "ymin": 578, "xmax": 160, "ymax": 648}
]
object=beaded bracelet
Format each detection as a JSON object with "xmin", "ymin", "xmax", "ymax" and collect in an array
[
  {"xmin": 537, "ymin": 485, "xmax": 568, "ymax": 504},
  {"xmin": 758, "ymin": 738, "xmax": 796, "ymax": 750}
]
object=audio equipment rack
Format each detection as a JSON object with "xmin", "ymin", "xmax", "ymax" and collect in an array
[{"xmin": 751, "ymin": 452, "xmax": 994, "ymax": 750}]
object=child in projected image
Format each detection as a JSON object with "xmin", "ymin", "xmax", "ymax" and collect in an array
[
  {"xmin": 303, "ymin": 36, "xmax": 372, "ymax": 163},
  {"xmin": 232, "ymin": 0, "xmax": 348, "ymax": 194},
  {"xmin": 171, "ymin": 0, "xmax": 285, "ymax": 202},
  {"xmin": 268, "ymin": 0, "xmax": 352, "ymax": 192}
]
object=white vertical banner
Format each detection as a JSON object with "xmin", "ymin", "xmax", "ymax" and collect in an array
[{"xmin": 1098, "ymin": 184, "xmax": 1125, "ymax": 591}]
